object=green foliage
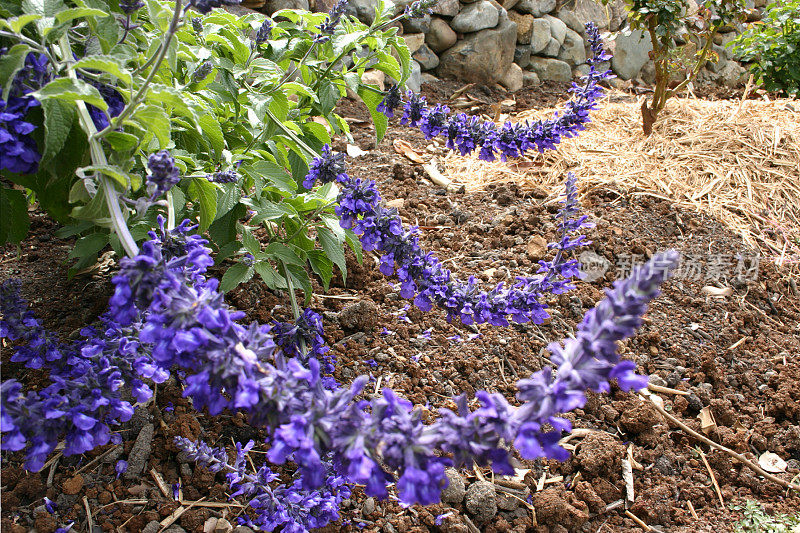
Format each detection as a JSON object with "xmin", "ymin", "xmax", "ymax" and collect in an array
[
  {"xmin": 609, "ymin": 0, "xmax": 746, "ymax": 133},
  {"xmin": 0, "ymin": 0, "xmax": 412, "ymax": 296},
  {"xmin": 731, "ymin": 500, "xmax": 800, "ymax": 533},
  {"xmin": 729, "ymin": 0, "xmax": 800, "ymax": 95}
]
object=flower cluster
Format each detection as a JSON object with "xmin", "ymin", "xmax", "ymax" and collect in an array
[
  {"xmin": 0, "ymin": 280, "xmax": 159, "ymax": 471},
  {"xmin": 0, "ymin": 52, "xmax": 49, "ymax": 175},
  {"xmin": 208, "ymin": 168, "xmax": 240, "ymax": 183},
  {"xmin": 119, "ymin": 0, "xmax": 144, "ymax": 14},
  {"xmin": 84, "ymin": 80, "xmax": 125, "ymax": 131},
  {"xmin": 304, "ymin": 145, "xmax": 592, "ymax": 326},
  {"xmin": 253, "ymin": 18, "xmax": 273, "ymax": 45},
  {"xmin": 192, "ymin": 60, "xmax": 214, "ymax": 83},
  {"xmin": 315, "ymin": 0, "xmax": 348, "ymax": 43},
  {"xmin": 302, "ymin": 144, "xmax": 346, "ymax": 189},
  {"xmin": 146, "ymin": 150, "xmax": 181, "ymax": 198},
  {"xmin": 404, "ymin": 0, "xmax": 437, "ymax": 18},
  {"xmin": 175, "ymin": 438, "xmax": 351, "ymax": 532},
  {"xmin": 272, "ymin": 309, "xmax": 334, "ymax": 373},
  {"xmin": 190, "ymin": 0, "xmax": 241, "ymax": 15},
  {"xmin": 378, "ymin": 23, "xmax": 614, "ymax": 162}
]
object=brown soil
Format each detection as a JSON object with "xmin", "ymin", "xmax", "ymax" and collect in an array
[{"xmin": 2, "ymin": 82, "xmax": 799, "ymax": 533}]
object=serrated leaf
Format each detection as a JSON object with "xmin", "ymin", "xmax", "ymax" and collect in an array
[
  {"xmin": 357, "ymin": 85, "xmax": 388, "ymax": 143},
  {"xmin": 345, "ymin": 228, "xmax": 363, "ymax": 263},
  {"xmin": 0, "ymin": 188, "xmax": 30, "ymax": 244},
  {"xmin": 220, "ymin": 262, "xmax": 254, "ymax": 292},
  {"xmin": 264, "ymin": 242, "xmax": 305, "ymax": 266},
  {"xmin": 41, "ymin": 99, "xmax": 75, "ymax": 163},
  {"xmin": 33, "ymin": 77, "xmax": 108, "ymax": 110},
  {"xmin": 241, "ymin": 226, "xmax": 261, "ymax": 255},
  {"xmin": 215, "ymin": 182, "xmax": 240, "ymax": 220},
  {"xmin": 68, "ymin": 232, "xmax": 108, "ymax": 259},
  {"xmin": 71, "ymin": 55, "xmax": 132, "ymax": 85},
  {"xmin": 250, "ymin": 160, "xmax": 296, "ymax": 193},
  {"xmin": 317, "ymin": 225, "xmax": 347, "ymax": 284},
  {"xmin": 189, "ymin": 177, "xmax": 218, "ymax": 231},
  {"xmin": 373, "ymin": 51, "xmax": 402, "ymax": 81},
  {"xmin": 285, "ymin": 262, "xmax": 313, "ymax": 304},
  {"xmin": 255, "ymin": 261, "xmax": 286, "ymax": 289},
  {"xmin": 104, "ymin": 131, "xmax": 139, "ymax": 152},
  {"xmin": 132, "ymin": 105, "xmax": 170, "ymax": 147},
  {"xmin": 196, "ymin": 112, "xmax": 224, "ymax": 156},
  {"xmin": 308, "ymin": 249, "xmax": 333, "ymax": 290},
  {"xmin": 3, "ymin": 14, "xmax": 42, "ymax": 33},
  {"xmin": 93, "ymin": 16, "xmax": 120, "ymax": 54}
]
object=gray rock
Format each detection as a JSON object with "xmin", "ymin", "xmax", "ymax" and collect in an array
[
  {"xmin": 556, "ymin": 7, "xmax": 585, "ymax": 34},
  {"xmin": 344, "ymin": 0, "xmax": 380, "ymax": 24},
  {"xmin": 572, "ymin": 63, "xmax": 591, "ymax": 77},
  {"xmin": 543, "ymin": 14, "xmax": 566, "ymax": 45},
  {"xmin": 515, "ymin": 0, "xmax": 555, "ymax": 17},
  {"xmin": 522, "ymin": 69, "xmax": 540, "ymax": 86},
  {"xmin": 125, "ymin": 423, "xmax": 154, "ymax": 480},
  {"xmin": 496, "ymin": 491, "xmax": 521, "ymax": 511},
  {"xmin": 406, "ymin": 60, "xmax": 422, "ymax": 93},
  {"xmin": 413, "ymin": 44, "xmax": 440, "ymax": 70},
  {"xmin": 441, "ymin": 468, "xmax": 466, "ymax": 504},
  {"xmin": 421, "ymin": 72, "xmax": 439, "ymax": 84},
  {"xmin": 514, "ymin": 45, "xmax": 532, "ymax": 67},
  {"xmin": 500, "ymin": 63, "xmax": 524, "ymax": 91},
  {"xmin": 101, "ymin": 445, "xmax": 123, "ymax": 464},
  {"xmin": 451, "ymin": 1, "xmax": 500, "ymax": 33},
  {"xmin": 717, "ymin": 61, "xmax": 747, "ymax": 87},
  {"xmin": 465, "ymin": 481, "xmax": 497, "ymax": 523},
  {"xmin": 338, "ymin": 299, "xmax": 379, "ymax": 331},
  {"xmin": 433, "ymin": 0, "xmax": 460, "ymax": 16},
  {"xmin": 362, "ymin": 497, "xmax": 376, "ymax": 515},
  {"xmin": 402, "ymin": 13, "xmax": 431, "ymax": 33},
  {"xmin": 264, "ymin": 0, "xmax": 308, "ymax": 15},
  {"xmin": 705, "ymin": 46, "xmax": 728, "ymax": 73},
  {"xmin": 437, "ymin": 12, "xmax": 517, "ymax": 84},
  {"xmin": 232, "ymin": 527, "xmax": 256, "ymax": 533},
  {"xmin": 558, "ymin": 27, "xmax": 586, "ymax": 66},
  {"xmin": 404, "ymin": 33, "xmax": 426, "ymax": 54},
  {"xmin": 611, "ymin": 29, "xmax": 653, "ymax": 80},
  {"xmin": 383, "ymin": 524, "xmax": 398, "ymax": 533},
  {"xmin": 528, "ymin": 56, "xmax": 572, "ymax": 82},
  {"xmin": 426, "ymin": 17, "xmax": 457, "ymax": 52},
  {"xmin": 501, "ymin": 0, "xmax": 520, "ymax": 8},
  {"xmin": 530, "ymin": 17, "xmax": 551, "ymax": 54},
  {"xmin": 164, "ymin": 527, "xmax": 186, "ymax": 533},
  {"xmin": 541, "ymin": 36, "xmax": 561, "ymax": 57},
  {"xmin": 142, "ymin": 522, "xmax": 162, "ymax": 533}
]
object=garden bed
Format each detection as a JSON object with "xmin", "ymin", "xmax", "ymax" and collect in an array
[{"xmin": 2, "ymin": 82, "xmax": 799, "ymax": 533}]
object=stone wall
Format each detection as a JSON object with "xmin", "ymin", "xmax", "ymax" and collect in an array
[{"xmin": 268, "ymin": 0, "xmax": 767, "ymax": 92}]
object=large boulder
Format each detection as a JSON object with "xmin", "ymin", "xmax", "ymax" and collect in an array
[
  {"xmin": 514, "ymin": 45, "xmax": 532, "ymax": 67},
  {"xmin": 438, "ymin": 12, "xmax": 518, "ymax": 84},
  {"xmin": 528, "ymin": 56, "xmax": 573, "ymax": 82},
  {"xmin": 450, "ymin": 1, "xmax": 500, "ymax": 33},
  {"xmin": 558, "ymin": 27, "xmax": 586, "ymax": 66},
  {"xmin": 500, "ymin": 63, "xmax": 524, "ymax": 91},
  {"xmin": 508, "ymin": 11, "xmax": 534, "ymax": 44},
  {"xmin": 541, "ymin": 36, "xmax": 561, "ymax": 57},
  {"xmin": 530, "ymin": 17, "xmax": 551, "ymax": 54},
  {"xmin": 433, "ymin": 0, "xmax": 460, "ymax": 16},
  {"xmin": 426, "ymin": 17, "xmax": 458, "ymax": 52},
  {"xmin": 402, "ymin": 13, "xmax": 431, "ymax": 33},
  {"xmin": 515, "ymin": 0, "xmax": 555, "ymax": 17},
  {"xmin": 403, "ymin": 33, "xmax": 426, "ymax": 54},
  {"xmin": 543, "ymin": 14, "xmax": 567, "ymax": 45},
  {"xmin": 611, "ymin": 29, "xmax": 653, "ymax": 80}
]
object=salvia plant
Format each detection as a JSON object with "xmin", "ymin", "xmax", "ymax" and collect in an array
[
  {"xmin": 609, "ymin": 0, "xmax": 746, "ymax": 134},
  {"xmin": 0, "ymin": 0, "xmax": 683, "ymax": 530}
]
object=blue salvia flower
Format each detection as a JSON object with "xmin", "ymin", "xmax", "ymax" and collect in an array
[
  {"xmin": 302, "ymin": 144, "xmax": 347, "ymax": 189},
  {"xmin": 404, "ymin": 0, "xmax": 437, "ymax": 18},
  {"xmin": 119, "ymin": 0, "xmax": 144, "ymax": 14},
  {"xmin": 192, "ymin": 60, "xmax": 213, "ymax": 83},
  {"xmin": 208, "ymin": 169, "xmax": 239, "ymax": 183},
  {"xmin": 189, "ymin": 0, "xmax": 241, "ymax": 15},
  {"xmin": 146, "ymin": 150, "xmax": 181, "ymax": 198},
  {"xmin": 315, "ymin": 0, "xmax": 348, "ymax": 43},
  {"xmin": 272, "ymin": 309, "xmax": 337, "ymax": 389},
  {"xmin": 115, "ymin": 459, "xmax": 128, "ymax": 478},
  {"xmin": 191, "ymin": 17, "xmax": 204, "ymax": 33},
  {"xmin": 253, "ymin": 18, "xmax": 273, "ymax": 45},
  {"xmin": 84, "ymin": 81, "xmax": 125, "ymax": 131},
  {"xmin": 381, "ymin": 22, "xmax": 614, "ymax": 163},
  {"xmin": 0, "ymin": 52, "xmax": 49, "ymax": 175},
  {"xmin": 376, "ymin": 84, "xmax": 401, "ymax": 118}
]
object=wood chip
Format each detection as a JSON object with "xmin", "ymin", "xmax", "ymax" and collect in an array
[
  {"xmin": 393, "ymin": 139, "xmax": 426, "ymax": 164},
  {"xmin": 758, "ymin": 451, "xmax": 788, "ymax": 473},
  {"xmin": 698, "ymin": 406, "xmax": 717, "ymax": 435}
]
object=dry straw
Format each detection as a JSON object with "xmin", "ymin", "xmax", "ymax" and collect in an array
[{"xmin": 443, "ymin": 92, "xmax": 800, "ymax": 273}]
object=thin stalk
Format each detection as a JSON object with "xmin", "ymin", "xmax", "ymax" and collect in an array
[
  {"xmin": 280, "ymin": 199, "xmax": 337, "ymax": 244},
  {"xmin": 95, "ymin": 0, "xmax": 184, "ymax": 140},
  {"xmin": 56, "ymin": 36, "xmax": 140, "ymax": 258},
  {"xmin": 281, "ymin": 260, "xmax": 302, "ymax": 320},
  {"xmin": 264, "ymin": 108, "xmax": 317, "ymax": 157},
  {"xmin": 166, "ymin": 190, "xmax": 176, "ymax": 230}
]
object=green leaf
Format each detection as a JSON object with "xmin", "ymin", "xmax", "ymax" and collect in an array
[
  {"xmin": 373, "ymin": 50, "xmax": 402, "ymax": 81},
  {"xmin": 285, "ymin": 263, "xmax": 313, "ymax": 304},
  {"xmin": 22, "ymin": 0, "xmax": 66, "ymax": 16},
  {"xmin": 308, "ymin": 249, "xmax": 333, "ymax": 290},
  {"xmin": 2, "ymin": 14, "xmax": 42, "ymax": 33},
  {"xmin": 241, "ymin": 226, "xmax": 261, "ymax": 255},
  {"xmin": 0, "ymin": 188, "xmax": 30, "ymax": 244},
  {"xmin": 357, "ymin": 85, "xmax": 388, "ymax": 143},
  {"xmin": 71, "ymin": 55, "xmax": 132, "ymax": 85},
  {"xmin": 215, "ymin": 183, "xmax": 240, "ymax": 220},
  {"xmin": 250, "ymin": 160, "xmax": 296, "ymax": 193},
  {"xmin": 41, "ymin": 99, "xmax": 75, "ymax": 163},
  {"xmin": 220, "ymin": 262, "xmax": 254, "ymax": 292},
  {"xmin": 189, "ymin": 177, "xmax": 218, "ymax": 231},
  {"xmin": 0, "ymin": 44, "xmax": 31, "ymax": 101},
  {"xmin": 317, "ymin": 225, "xmax": 347, "ymax": 284},
  {"xmin": 104, "ymin": 131, "xmax": 139, "ymax": 152},
  {"xmin": 255, "ymin": 261, "xmax": 286, "ymax": 289},
  {"xmin": 132, "ymin": 105, "xmax": 170, "ymax": 147},
  {"xmin": 54, "ymin": 7, "xmax": 107, "ymax": 24},
  {"xmin": 264, "ymin": 242, "xmax": 305, "ymax": 266},
  {"xmin": 304, "ymin": 121, "xmax": 331, "ymax": 145},
  {"xmin": 345, "ymin": 228, "xmax": 363, "ymax": 264},
  {"xmin": 196, "ymin": 112, "xmax": 224, "ymax": 157},
  {"xmin": 68, "ymin": 232, "xmax": 108, "ymax": 260},
  {"xmin": 33, "ymin": 78, "xmax": 108, "ymax": 111},
  {"xmin": 79, "ymin": 165, "xmax": 131, "ymax": 189}
]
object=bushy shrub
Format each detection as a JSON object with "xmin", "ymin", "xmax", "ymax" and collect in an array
[{"xmin": 730, "ymin": 0, "xmax": 800, "ymax": 96}]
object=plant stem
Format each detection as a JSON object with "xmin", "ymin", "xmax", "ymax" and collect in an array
[
  {"xmin": 95, "ymin": 0, "xmax": 184, "ymax": 140},
  {"xmin": 264, "ymin": 108, "xmax": 318, "ymax": 157},
  {"xmin": 56, "ymin": 36, "xmax": 140, "ymax": 258},
  {"xmin": 641, "ymin": 391, "xmax": 800, "ymax": 492}
]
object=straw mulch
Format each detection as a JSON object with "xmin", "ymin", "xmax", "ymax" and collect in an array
[{"xmin": 442, "ymin": 93, "xmax": 800, "ymax": 273}]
